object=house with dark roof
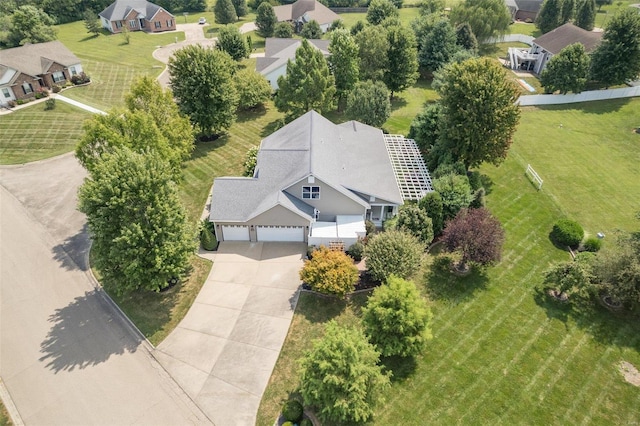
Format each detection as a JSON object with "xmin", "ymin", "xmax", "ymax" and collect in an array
[
  {"xmin": 257, "ymin": 38, "xmax": 330, "ymax": 90},
  {"xmin": 273, "ymin": 0, "xmax": 340, "ymax": 33},
  {"xmin": 505, "ymin": 0, "xmax": 544, "ymax": 22},
  {"xmin": 99, "ymin": 0, "xmax": 175, "ymax": 34},
  {"xmin": 507, "ymin": 23, "xmax": 602, "ymax": 74},
  {"xmin": 0, "ymin": 41, "xmax": 83, "ymax": 106},
  {"xmin": 209, "ymin": 111, "xmax": 433, "ymax": 247}
]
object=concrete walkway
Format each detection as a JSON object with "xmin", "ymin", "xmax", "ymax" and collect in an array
[
  {"xmin": 154, "ymin": 242, "xmax": 305, "ymax": 426},
  {"xmin": 55, "ymin": 94, "xmax": 106, "ymax": 114}
]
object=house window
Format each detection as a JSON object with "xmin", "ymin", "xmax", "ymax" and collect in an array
[
  {"xmin": 2, "ymin": 88, "xmax": 11, "ymax": 98},
  {"xmin": 22, "ymin": 83, "xmax": 33, "ymax": 95},
  {"xmin": 52, "ymin": 71, "xmax": 65, "ymax": 83},
  {"xmin": 154, "ymin": 21, "xmax": 161, "ymax": 29},
  {"xmin": 115, "ymin": 21, "xmax": 122, "ymax": 28},
  {"xmin": 166, "ymin": 19, "xmax": 173, "ymax": 27},
  {"xmin": 69, "ymin": 66, "xmax": 77, "ymax": 76},
  {"xmin": 302, "ymin": 186, "xmax": 320, "ymax": 199},
  {"xmin": 129, "ymin": 20, "xmax": 136, "ymax": 28}
]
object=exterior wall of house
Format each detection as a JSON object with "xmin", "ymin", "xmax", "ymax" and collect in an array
[
  {"xmin": 516, "ymin": 10, "xmax": 537, "ymax": 21},
  {"xmin": 284, "ymin": 177, "xmax": 366, "ymax": 222},
  {"xmin": 147, "ymin": 9, "xmax": 175, "ymax": 33},
  {"xmin": 265, "ymin": 65, "xmax": 287, "ymax": 90},
  {"xmin": 0, "ymin": 86, "xmax": 16, "ymax": 105},
  {"xmin": 101, "ymin": 17, "xmax": 114, "ymax": 32},
  {"xmin": 42, "ymin": 62, "xmax": 68, "ymax": 88},
  {"xmin": 9, "ymin": 73, "xmax": 42, "ymax": 102},
  {"xmin": 125, "ymin": 9, "xmax": 140, "ymax": 31},
  {"xmin": 214, "ymin": 205, "xmax": 310, "ymax": 242},
  {"xmin": 110, "ymin": 20, "xmax": 125, "ymax": 33}
]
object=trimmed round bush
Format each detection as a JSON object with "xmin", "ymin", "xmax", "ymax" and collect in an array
[
  {"xmin": 365, "ymin": 220, "xmax": 376, "ymax": 236},
  {"xmin": 281, "ymin": 422, "xmax": 294, "ymax": 426},
  {"xmin": 550, "ymin": 219, "xmax": 584, "ymax": 248},
  {"xmin": 282, "ymin": 400, "xmax": 303, "ymax": 423},
  {"xmin": 365, "ymin": 230, "xmax": 424, "ymax": 283},
  {"xmin": 299, "ymin": 418, "xmax": 313, "ymax": 426},
  {"xmin": 347, "ymin": 240, "xmax": 365, "ymax": 262},
  {"xmin": 582, "ymin": 236, "xmax": 602, "ymax": 252}
]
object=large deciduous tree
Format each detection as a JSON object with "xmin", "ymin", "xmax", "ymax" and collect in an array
[
  {"xmin": 299, "ymin": 246, "xmax": 359, "ymax": 298},
  {"xmin": 6, "ymin": 5, "xmax": 57, "ymax": 47},
  {"xmin": 574, "ymin": 0, "xmax": 596, "ymax": 31},
  {"xmin": 299, "ymin": 321, "xmax": 390, "ymax": 424},
  {"xmin": 383, "ymin": 25, "xmax": 419, "ymax": 99},
  {"xmin": 540, "ymin": 43, "xmax": 590, "ymax": 94},
  {"xmin": 328, "ymin": 29, "xmax": 359, "ymax": 101},
  {"xmin": 356, "ymin": 25, "xmax": 389, "ymax": 81},
  {"xmin": 78, "ymin": 147, "xmax": 195, "ymax": 294},
  {"xmin": 231, "ymin": 0, "xmax": 247, "ymax": 17},
  {"xmin": 168, "ymin": 45, "xmax": 238, "ymax": 137},
  {"xmin": 214, "ymin": 0, "xmax": 237, "ymax": 24},
  {"xmin": 217, "ymin": 24, "xmax": 249, "ymax": 61},
  {"xmin": 449, "ymin": 0, "xmax": 510, "ymax": 42},
  {"xmin": 543, "ymin": 254, "xmax": 594, "ymax": 301},
  {"xmin": 434, "ymin": 57, "xmax": 520, "ymax": 170},
  {"xmin": 419, "ymin": 18, "xmax": 459, "ymax": 74},
  {"xmin": 301, "ymin": 20, "xmax": 322, "ymax": 39},
  {"xmin": 275, "ymin": 39, "xmax": 336, "ymax": 119},
  {"xmin": 366, "ymin": 0, "xmax": 399, "ymax": 25},
  {"xmin": 590, "ymin": 9, "xmax": 640, "ymax": 87},
  {"xmin": 536, "ymin": 0, "xmax": 562, "ymax": 34},
  {"xmin": 345, "ymin": 80, "xmax": 391, "ymax": 127},
  {"xmin": 233, "ymin": 68, "xmax": 272, "ymax": 110},
  {"xmin": 256, "ymin": 2, "xmax": 277, "ymax": 37},
  {"xmin": 432, "ymin": 173, "xmax": 472, "ymax": 221},
  {"xmin": 365, "ymin": 230, "xmax": 424, "ymax": 282},
  {"xmin": 362, "ymin": 276, "xmax": 433, "ymax": 357},
  {"xmin": 273, "ymin": 22, "xmax": 294, "ymax": 38},
  {"xmin": 442, "ymin": 207, "xmax": 505, "ymax": 271},
  {"xmin": 408, "ymin": 101, "xmax": 442, "ymax": 158}
]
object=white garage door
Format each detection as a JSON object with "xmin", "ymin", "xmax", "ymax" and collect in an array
[
  {"xmin": 256, "ymin": 226, "xmax": 304, "ymax": 242},
  {"xmin": 222, "ymin": 225, "xmax": 250, "ymax": 241}
]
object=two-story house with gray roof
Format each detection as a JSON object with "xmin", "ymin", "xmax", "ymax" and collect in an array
[
  {"xmin": 99, "ymin": 0, "xmax": 176, "ymax": 34},
  {"xmin": 273, "ymin": 0, "xmax": 340, "ymax": 33},
  {"xmin": 209, "ymin": 111, "xmax": 433, "ymax": 248}
]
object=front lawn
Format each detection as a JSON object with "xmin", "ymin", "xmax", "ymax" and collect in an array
[
  {"xmin": 256, "ymin": 99, "xmax": 640, "ymax": 424},
  {"xmin": 0, "ymin": 102, "xmax": 92, "ymax": 165}
]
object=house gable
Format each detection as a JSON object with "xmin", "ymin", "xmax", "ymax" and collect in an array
[{"xmin": 99, "ymin": 0, "xmax": 174, "ymax": 33}]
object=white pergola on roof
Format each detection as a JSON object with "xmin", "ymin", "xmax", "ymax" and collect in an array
[{"xmin": 383, "ymin": 134, "xmax": 433, "ymax": 201}]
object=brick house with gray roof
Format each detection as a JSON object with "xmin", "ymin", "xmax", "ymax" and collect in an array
[
  {"xmin": 273, "ymin": 0, "xmax": 340, "ymax": 33},
  {"xmin": 99, "ymin": 0, "xmax": 175, "ymax": 34},
  {"xmin": 209, "ymin": 111, "xmax": 433, "ymax": 247}
]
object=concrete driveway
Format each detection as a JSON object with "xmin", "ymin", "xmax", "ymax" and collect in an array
[
  {"xmin": 0, "ymin": 154, "xmax": 210, "ymax": 425},
  {"xmin": 155, "ymin": 242, "xmax": 306, "ymax": 426}
]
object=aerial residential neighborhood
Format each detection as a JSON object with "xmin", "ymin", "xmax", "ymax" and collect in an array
[{"xmin": 1, "ymin": 0, "xmax": 640, "ymax": 425}]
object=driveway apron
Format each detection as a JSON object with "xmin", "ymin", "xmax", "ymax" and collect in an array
[{"xmin": 155, "ymin": 242, "xmax": 305, "ymax": 426}]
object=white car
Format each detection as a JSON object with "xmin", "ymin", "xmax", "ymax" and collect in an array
[{"xmin": 198, "ymin": 17, "xmax": 206, "ymax": 24}]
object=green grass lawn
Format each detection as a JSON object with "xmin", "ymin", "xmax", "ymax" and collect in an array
[
  {"xmin": 0, "ymin": 102, "xmax": 92, "ymax": 165},
  {"xmin": 0, "ymin": 399, "xmax": 12, "ymax": 426},
  {"xmin": 256, "ymin": 100, "xmax": 640, "ymax": 425}
]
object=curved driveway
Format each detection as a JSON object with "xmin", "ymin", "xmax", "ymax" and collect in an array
[{"xmin": 0, "ymin": 154, "xmax": 210, "ymax": 425}]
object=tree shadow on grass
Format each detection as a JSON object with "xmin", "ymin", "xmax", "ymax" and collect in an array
[
  {"xmin": 390, "ymin": 96, "xmax": 408, "ymax": 112},
  {"xmin": 261, "ymin": 117, "xmax": 286, "ymax": 138},
  {"xmin": 297, "ymin": 291, "xmax": 349, "ymax": 323},
  {"xmin": 39, "ymin": 289, "xmax": 141, "ymax": 373},
  {"xmin": 535, "ymin": 98, "xmax": 631, "ymax": 115},
  {"xmin": 423, "ymin": 255, "xmax": 489, "ymax": 304},
  {"xmin": 189, "ymin": 135, "xmax": 230, "ymax": 161},
  {"xmin": 236, "ymin": 105, "xmax": 268, "ymax": 123},
  {"xmin": 381, "ymin": 355, "xmax": 418, "ymax": 383}
]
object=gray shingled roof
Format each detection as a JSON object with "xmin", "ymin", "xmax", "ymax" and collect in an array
[
  {"xmin": 533, "ymin": 23, "xmax": 602, "ymax": 54},
  {"xmin": 256, "ymin": 38, "xmax": 330, "ymax": 74},
  {"xmin": 273, "ymin": 0, "xmax": 339, "ymax": 25},
  {"xmin": 210, "ymin": 111, "xmax": 403, "ymax": 222},
  {"xmin": 99, "ymin": 0, "xmax": 173, "ymax": 21},
  {"xmin": 0, "ymin": 41, "xmax": 80, "ymax": 77}
]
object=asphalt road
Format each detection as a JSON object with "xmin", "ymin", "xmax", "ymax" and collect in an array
[{"xmin": 0, "ymin": 154, "xmax": 210, "ymax": 425}]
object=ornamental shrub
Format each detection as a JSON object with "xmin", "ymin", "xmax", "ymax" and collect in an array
[
  {"xmin": 282, "ymin": 400, "xmax": 303, "ymax": 423},
  {"xmin": 551, "ymin": 219, "xmax": 584, "ymax": 248},
  {"xmin": 347, "ymin": 239, "xmax": 365, "ymax": 261},
  {"xmin": 44, "ymin": 98, "xmax": 56, "ymax": 110},
  {"xmin": 52, "ymin": 84, "xmax": 62, "ymax": 93},
  {"xmin": 365, "ymin": 230, "xmax": 424, "ymax": 282},
  {"xmin": 200, "ymin": 224, "xmax": 218, "ymax": 251},
  {"xmin": 582, "ymin": 236, "xmax": 602, "ymax": 252},
  {"xmin": 299, "ymin": 246, "xmax": 359, "ymax": 297},
  {"xmin": 365, "ymin": 219, "xmax": 376, "ymax": 236},
  {"xmin": 299, "ymin": 419, "xmax": 313, "ymax": 426}
]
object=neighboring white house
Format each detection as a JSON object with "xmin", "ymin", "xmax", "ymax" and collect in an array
[
  {"xmin": 507, "ymin": 23, "xmax": 602, "ymax": 74},
  {"xmin": 273, "ymin": 0, "xmax": 340, "ymax": 33},
  {"xmin": 209, "ymin": 111, "xmax": 433, "ymax": 248},
  {"xmin": 257, "ymin": 38, "xmax": 330, "ymax": 90}
]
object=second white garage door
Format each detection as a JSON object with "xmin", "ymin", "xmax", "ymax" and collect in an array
[
  {"xmin": 222, "ymin": 225, "xmax": 250, "ymax": 241},
  {"xmin": 256, "ymin": 226, "xmax": 305, "ymax": 242}
]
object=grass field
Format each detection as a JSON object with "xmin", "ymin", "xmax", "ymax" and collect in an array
[
  {"xmin": 256, "ymin": 100, "xmax": 640, "ymax": 425},
  {"xmin": 0, "ymin": 400, "xmax": 11, "ymax": 426},
  {"xmin": 0, "ymin": 102, "xmax": 92, "ymax": 165}
]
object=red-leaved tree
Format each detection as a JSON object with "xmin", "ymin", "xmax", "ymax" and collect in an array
[{"xmin": 441, "ymin": 207, "xmax": 505, "ymax": 271}]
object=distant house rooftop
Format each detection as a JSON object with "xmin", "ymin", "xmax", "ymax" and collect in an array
[{"xmin": 533, "ymin": 23, "xmax": 602, "ymax": 55}]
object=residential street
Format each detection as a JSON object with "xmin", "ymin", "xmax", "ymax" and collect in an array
[{"xmin": 0, "ymin": 154, "xmax": 210, "ymax": 425}]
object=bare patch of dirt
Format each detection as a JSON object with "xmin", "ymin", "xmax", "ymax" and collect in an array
[{"xmin": 618, "ymin": 361, "xmax": 640, "ymax": 387}]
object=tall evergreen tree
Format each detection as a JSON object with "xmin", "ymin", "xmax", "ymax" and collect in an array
[
  {"xmin": 536, "ymin": 0, "xmax": 562, "ymax": 33},
  {"xmin": 366, "ymin": 0, "xmax": 399, "ymax": 25},
  {"xmin": 213, "ymin": 0, "xmax": 237, "ymax": 24},
  {"xmin": 590, "ymin": 9, "xmax": 640, "ymax": 86},
  {"xmin": 300, "ymin": 19, "xmax": 322, "ymax": 39},
  {"xmin": 83, "ymin": 9, "xmax": 101, "ymax": 35},
  {"xmin": 217, "ymin": 24, "xmax": 249, "ymax": 61},
  {"xmin": 275, "ymin": 39, "xmax": 336, "ymax": 119},
  {"xmin": 383, "ymin": 25, "xmax": 419, "ymax": 99},
  {"xmin": 560, "ymin": 0, "xmax": 575, "ymax": 24},
  {"xmin": 328, "ymin": 29, "xmax": 359, "ymax": 101},
  {"xmin": 455, "ymin": 22, "xmax": 478, "ymax": 53},
  {"xmin": 255, "ymin": 2, "xmax": 276, "ymax": 37},
  {"xmin": 574, "ymin": 0, "xmax": 596, "ymax": 31},
  {"xmin": 419, "ymin": 18, "xmax": 459, "ymax": 73},
  {"xmin": 231, "ymin": 0, "xmax": 247, "ymax": 17}
]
